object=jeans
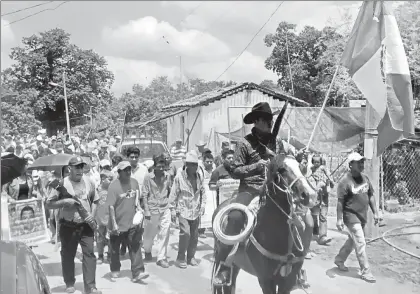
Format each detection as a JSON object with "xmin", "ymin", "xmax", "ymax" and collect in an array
[
  {"xmin": 109, "ymin": 226, "xmax": 145, "ymax": 278},
  {"xmin": 177, "ymin": 216, "xmax": 200, "ymax": 261},
  {"xmin": 59, "ymin": 221, "xmax": 96, "ymax": 292},
  {"xmin": 335, "ymin": 223, "xmax": 370, "ymax": 273},
  {"xmin": 143, "ymin": 209, "xmax": 171, "ymax": 261},
  {"xmin": 96, "ymin": 224, "xmax": 110, "ymax": 257},
  {"xmin": 311, "ymin": 204, "xmax": 329, "ymax": 238}
]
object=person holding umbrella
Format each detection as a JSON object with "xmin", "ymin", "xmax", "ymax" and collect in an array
[
  {"xmin": 2, "ymin": 156, "xmax": 35, "ymax": 202},
  {"xmin": 46, "ymin": 156, "xmax": 101, "ymax": 294}
]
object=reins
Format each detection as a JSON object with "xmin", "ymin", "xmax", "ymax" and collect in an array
[{"xmin": 264, "ymin": 168, "xmax": 305, "ymax": 253}]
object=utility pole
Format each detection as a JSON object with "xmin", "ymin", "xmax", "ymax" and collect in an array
[
  {"xmin": 364, "ymin": 101, "xmax": 380, "ymax": 238},
  {"xmin": 63, "ymin": 71, "xmax": 71, "ymax": 139},
  {"xmin": 90, "ymin": 106, "xmax": 93, "ymax": 126},
  {"xmin": 179, "ymin": 56, "xmax": 182, "ymax": 96}
]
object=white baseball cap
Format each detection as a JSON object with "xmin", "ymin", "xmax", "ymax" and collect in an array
[
  {"xmin": 347, "ymin": 152, "xmax": 365, "ymax": 163},
  {"xmin": 143, "ymin": 160, "xmax": 154, "ymax": 169},
  {"xmin": 100, "ymin": 159, "xmax": 111, "ymax": 168},
  {"xmin": 185, "ymin": 151, "xmax": 199, "ymax": 163}
]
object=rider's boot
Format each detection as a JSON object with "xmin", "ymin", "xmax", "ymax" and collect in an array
[{"xmin": 213, "ymin": 244, "xmax": 233, "ymax": 286}]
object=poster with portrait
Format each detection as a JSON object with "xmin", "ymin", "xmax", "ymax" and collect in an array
[
  {"xmin": 199, "ymin": 179, "xmax": 217, "ymax": 229},
  {"xmin": 219, "ymin": 179, "xmax": 240, "ymax": 204},
  {"xmin": 7, "ymin": 198, "xmax": 50, "ymax": 246}
]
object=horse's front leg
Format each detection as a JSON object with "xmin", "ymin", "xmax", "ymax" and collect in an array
[{"xmin": 258, "ymin": 278, "xmax": 276, "ymax": 294}]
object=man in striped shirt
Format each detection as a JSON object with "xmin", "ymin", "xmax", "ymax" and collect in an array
[{"xmin": 170, "ymin": 138, "xmax": 186, "ymax": 161}]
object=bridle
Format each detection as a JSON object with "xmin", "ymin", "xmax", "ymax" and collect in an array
[{"xmin": 264, "ymin": 160, "xmax": 306, "ymax": 253}]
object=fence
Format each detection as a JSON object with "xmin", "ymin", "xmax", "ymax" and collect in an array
[{"xmin": 381, "ymin": 142, "xmax": 420, "ymax": 206}]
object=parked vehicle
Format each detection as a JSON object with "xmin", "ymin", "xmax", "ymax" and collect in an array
[
  {"xmin": 0, "ymin": 240, "xmax": 51, "ymax": 294},
  {"xmin": 119, "ymin": 137, "xmax": 170, "ymax": 163}
]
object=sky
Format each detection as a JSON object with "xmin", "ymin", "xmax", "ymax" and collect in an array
[{"xmin": 1, "ymin": 1, "xmax": 363, "ymax": 96}]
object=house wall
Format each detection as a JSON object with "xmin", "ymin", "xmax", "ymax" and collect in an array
[
  {"xmin": 202, "ymin": 89, "xmax": 285, "ymax": 153},
  {"xmin": 167, "ymin": 107, "xmax": 202, "ymax": 152},
  {"xmin": 167, "ymin": 89, "xmax": 287, "ymax": 154}
]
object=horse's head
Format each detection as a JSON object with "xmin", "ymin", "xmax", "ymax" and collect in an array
[{"xmin": 267, "ymin": 153, "xmax": 317, "ymax": 208}]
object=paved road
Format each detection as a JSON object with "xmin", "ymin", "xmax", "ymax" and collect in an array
[{"xmin": 34, "ymin": 225, "xmax": 418, "ymax": 294}]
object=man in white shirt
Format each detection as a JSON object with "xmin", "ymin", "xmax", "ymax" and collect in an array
[{"xmin": 126, "ymin": 147, "xmax": 148, "ymax": 192}]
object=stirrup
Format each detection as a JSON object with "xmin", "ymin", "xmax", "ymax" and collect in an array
[{"xmin": 213, "ymin": 262, "xmax": 233, "ymax": 287}]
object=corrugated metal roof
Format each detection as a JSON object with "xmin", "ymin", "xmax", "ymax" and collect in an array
[
  {"xmin": 162, "ymin": 82, "xmax": 309, "ymax": 110},
  {"xmin": 125, "ymin": 107, "xmax": 189, "ymax": 129}
]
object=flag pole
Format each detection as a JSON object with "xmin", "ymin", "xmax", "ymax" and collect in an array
[
  {"xmin": 306, "ymin": 65, "xmax": 340, "ymax": 150},
  {"xmin": 364, "ymin": 101, "xmax": 380, "ymax": 238}
]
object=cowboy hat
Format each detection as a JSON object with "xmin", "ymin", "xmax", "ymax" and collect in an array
[
  {"xmin": 195, "ymin": 140, "xmax": 206, "ymax": 147},
  {"xmin": 243, "ymin": 102, "xmax": 273, "ymax": 125}
]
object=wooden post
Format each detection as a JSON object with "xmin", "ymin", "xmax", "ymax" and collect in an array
[{"xmin": 363, "ymin": 101, "xmax": 380, "ymax": 238}]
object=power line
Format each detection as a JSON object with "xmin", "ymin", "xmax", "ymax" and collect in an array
[
  {"xmin": 2, "ymin": 1, "xmax": 69, "ymax": 27},
  {"xmin": 1, "ymin": 1, "xmax": 54, "ymax": 17},
  {"xmin": 162, "ymin": 2, "xmax": 205, "ymax": 45},
  {"xmin": 214, "ymin": 1, "xmax": 285, "ymax": 81},
  {"xmin": 175, "ymin": 2, "xmax": 205, "ymax": 28}
]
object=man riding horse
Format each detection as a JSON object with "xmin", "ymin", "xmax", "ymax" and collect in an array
[{"xmin": 214, "ymin": 102, "xmax": 310, "ymax": 287}]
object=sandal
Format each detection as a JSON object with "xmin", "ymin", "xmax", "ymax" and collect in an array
[{"xmin": 361, "ymin": 272, "xmax": 376, "ymax": 283}]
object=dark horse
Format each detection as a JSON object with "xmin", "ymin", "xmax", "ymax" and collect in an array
[{"xmin": 211, "ymin": 153, "xmax": 317, "ymax": 294}]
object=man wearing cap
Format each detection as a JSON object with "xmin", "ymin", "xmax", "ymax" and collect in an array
[
  {"xmin": 106, "ymin": 161, "xmax": 148, "ymax": 282},
  {"xmin": 334, "ymin": 152, "xmax": 379, "ymax": 283},
  {"xmin": 169, "ymin": 151, "xmax": 206, "ymax": 269},
  {"xmin": 98, "ymin": 142, "xmax": 110, "ymax": 161},
  {"xmin": 99, "ymin": 159, "xmax": 112, "ymax": 172},
  {"xmin": 142, "ymin": 154, "xmax": 173, "ymax": 268},
  {"xmin": 114, "ymin": 135, "xmax": 122, "ymax": 148},
  {"xmin": 46, "ymin": 156, "xmax": 101, "ymax": 294},
  {"xmin": 213, "ymin": 102, "xmax": 280, "ymax": 286},
  {"xmin": 214, "ymin": 141, "xmax": 230, "ymax": 167},
  {"xmin": 170, "ymin": 138, "xmax": 186, "ymax": 161}
]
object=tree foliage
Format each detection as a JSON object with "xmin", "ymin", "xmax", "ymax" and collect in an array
[
  {"xmin": 264, "ymin": 2, "xmax": 420, "ymax": 106},
  {"xmin": 4, "ymin": 28, "xmax": 114, "ymax": 132}
]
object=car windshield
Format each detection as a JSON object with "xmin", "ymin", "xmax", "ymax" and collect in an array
[{"xmin": 121, "ymin": 142, "xmax": 166, "ymax": 159}]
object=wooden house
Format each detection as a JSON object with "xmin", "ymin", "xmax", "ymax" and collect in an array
[{"xmin": 126, "ymin": 82, "xmax": 309, "ymax": 153}]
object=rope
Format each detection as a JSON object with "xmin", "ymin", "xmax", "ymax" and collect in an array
[
  {"xmin": 366, "ymin": 224, "xmax": 420, "ymax": 260},
  {"xmin": 212, "ymin": 203, "xmax": 256, "ymax": 245}
]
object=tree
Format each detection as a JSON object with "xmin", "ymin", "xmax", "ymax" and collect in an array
[
  {"xmin": 1, "ymin": 70, "xmax": 42, "ymax": 135},
  {"xmin": 5, "ymin": 28, "xmax": 114, "ymax": 133},
  {"xmin": 264, "ymin": 22, "xmax": 334, "ymax": 105}
]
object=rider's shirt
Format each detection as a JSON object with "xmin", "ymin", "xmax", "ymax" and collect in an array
[{"xmin": 229, "ymin": 127, "xmax": 281, "ymax": 195}]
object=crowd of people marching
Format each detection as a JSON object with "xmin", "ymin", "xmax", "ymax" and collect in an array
[
  {"xmin": 0, "ymin": 130, "xmax": 239, "ymax": 294},
  {"xmin": 1, "ymin": 103, "xmax": 379, "ymax": 294}
]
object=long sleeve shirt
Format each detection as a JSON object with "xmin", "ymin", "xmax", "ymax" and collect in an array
[
  {"xmin": 142, "ymin": 171, "xmax": 172, "ymax": 214},
  {"xmin": 169, "ymin": 169, "xmax": 206, "ymax": 220}
]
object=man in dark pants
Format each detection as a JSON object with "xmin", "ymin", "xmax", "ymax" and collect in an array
[
  {"xmin": 106, "ymin": 161, "xmax": 149, "ymax": 282},
  {"xmin": 169, "ymin": 151, "xmax": 206, "ymax": 269},
  {"xmin": 213, "ymin": 102, "xmax": 276, "ymax": 286},
  {"xmin": 46, "ymin": 156, "xmax": 101, "ymax": 294}
]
